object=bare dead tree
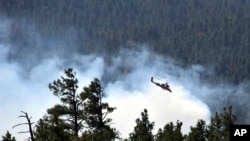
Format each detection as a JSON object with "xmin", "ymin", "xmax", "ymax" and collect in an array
[{"xmin": 13, "ymin": 111, "xmax": 35, "ymax": 141}]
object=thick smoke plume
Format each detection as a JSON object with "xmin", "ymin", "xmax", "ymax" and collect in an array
[{"xmin": 0, "ymin": 16, "xmax": 249, "ymax": 140}]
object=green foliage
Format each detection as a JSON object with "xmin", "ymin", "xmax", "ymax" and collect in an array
[
  {"xmin": 3, "ymin": 67, "xmax": 240, "ymax": 140},
  {"xmin": 207, "ymin": 106, "xmax": 236, "ymax": 141},
  {"xmin": 36, "ymin": 69, "xmax": 117, "ymax": 140},
  {"xmin": 129, "ymin": 109, "xmax": 154, "ymax": 141},
  {"xmin": 186, "ymin": 106, "xmax": 236, "ymax": 141},
  {"xmin": 34, "ymin": 114, "xmax": 71, "ymax": 141},
  {"xmin": 48, "ymin": 68, "xmax": 84, "ymax": 137},
  {"xmin": 1, "ymin": 131, "xmax": 16, "ymax": 141},
  {"xmin": 81, "ymin": 127, "xmax": 118, "ymax": 141},
  {"xmin": 0, "ymin": 55, "xmax": 241, "ymax": 140},
  {"xmin": 186, "ymin": 119, "xmax": 207, "ymax": 141},
  {"xmin": 155, "ymin": 120, "xmax": 184, "ymax": 141},
  {"xmin": 80, "ymin": 78, "xmax": 118, "ymax": 140}
]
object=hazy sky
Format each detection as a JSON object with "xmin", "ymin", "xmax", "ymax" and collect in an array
[
  {"xmin": 1, "ymin": 15, "xmax": 249, "ymax": 140},
  {"xmin": 0, "ymin": 44, "xmax": 211, "ymax": 140}
]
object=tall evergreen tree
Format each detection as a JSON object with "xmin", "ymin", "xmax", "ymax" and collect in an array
[
  {"xmin": 128, "ymin": 109, "xmax": 154, "ymax": 141},
  {"xmin": 186, "ymin": 119, "xmax": 208, "ymax": 141},
  {"xmin": 155, "ymin": 120, "xmax": 184, "ymax": 141},
  {"xmin": 80, "ymin": 78, "xmax": 117, "ymax": 141},
  {"xmin": 48, "ymin": 68, "xmax": 85, "ymax": 137},
  {"xmin": 207, "ymin": 106, "xmax": 236, "ymax": 141},
  {"xmin": 34, "ymin": 112, "xmax": 71, "ymax": 141},
  {"xmin": 1, "ymin": 131, "xmax": 16, "ymax": 141}
]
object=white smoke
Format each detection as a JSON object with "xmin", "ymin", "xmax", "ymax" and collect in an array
[
  {"xmin": 102, "ymin": 46, "xmax": 210, "ymax": 138},
  {"xmin": 0, "ymin": 16, "xmax": 249, "ymax": 140}
]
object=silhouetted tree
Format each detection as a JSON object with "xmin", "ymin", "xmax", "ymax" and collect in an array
[
  {"xmin": 155, "ymin": 120, "xmax": 184, "ymax": 141},
  {"xmin": 186, "ymin": 119, "xmax": 208, "ymax": 141},
  {"xmin": 13, "ymin": 111, "xmax": 35, "ymax": 141},
  {"xmin": 207, "ymin": 106, "xmax": 236, "ymax": 141},
  {"xmin": 129, "ymin": 109, "xmax": 154, "ymax": 141},
  {"xmin": 48, "ymin": 68, "xmax": 85, "ymax": 138},
  {"xmin": 34, "ymin": 113, "xmax": 71, "ymax": 141},
  {"xmin": 1, "ymin": 131, "xmax": 16, "ymax": 141},
  {"xmin": 80, "ymin": 78, "xmax": 118, "ymax": 140}
]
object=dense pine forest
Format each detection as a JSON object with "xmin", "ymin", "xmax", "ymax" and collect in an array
[
  {"xmin": 0, "ymin": 0, "xmax": 250, "ymax": 140},
  {"xmin": 0, "ymin": 0, "xmax": 249, "ymax": 84}
]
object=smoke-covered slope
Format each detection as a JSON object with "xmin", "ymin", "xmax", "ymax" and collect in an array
[{"xmin": 0, "ymin": 0, "xmax": 249, "ymax": 83}]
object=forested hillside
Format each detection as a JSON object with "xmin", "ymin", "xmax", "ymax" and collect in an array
[{"xmin": 0, "ymin": 0, "xmax": 249, "ymax": 83}]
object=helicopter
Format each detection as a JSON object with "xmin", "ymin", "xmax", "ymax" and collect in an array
[{"xmin": 151, "ymin": 77, "xmax": 172, "ymax": 92}]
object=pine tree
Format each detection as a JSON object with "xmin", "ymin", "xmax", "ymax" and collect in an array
[
  {"xmin": 1, "ymin": 131, "xmax": 16, "ymax": 141},
  {"xmin": 186, "ymin": 119, "xmax": 208, "ymax": 141},
  {"xmin": 48, "ymin": 68, "xmax": 85, "ymax": 138},
  {"xmin": 129, "ymin": 109, "xmax": 154, "ymax": 141},
  {"xmin": 155, "ymin": 120, "xmax": 184, "ymax": 141},
  {"xmin": 34, "ymin": 113, "xmax": 71, "ymax": 141},
  {"xmin": 207, "ymin": 106, "xmax": 236, "ymax": 141},
  {"xmin": 80, "ymin": 78, "xmax": 117, "ymax": 140}
]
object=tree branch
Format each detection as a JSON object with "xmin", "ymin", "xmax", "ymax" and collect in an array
[{"xmin": 13, "ymin": 111, "xmax": 35, "ymax": 141}]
